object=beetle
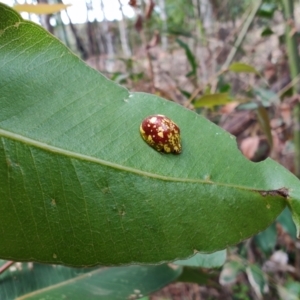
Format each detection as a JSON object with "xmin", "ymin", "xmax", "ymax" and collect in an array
[{"xmin": 139, "ymin": 114, "xmax": 182, "ymax": 154}]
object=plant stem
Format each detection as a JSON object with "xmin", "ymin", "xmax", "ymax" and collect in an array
[
  {"xmin": 222, "ymin": 0, "xmax": 263, "ymax": 70},
  {"xmin": 282, "ymin": 0, "xmax": 300, "ymax": 177}
]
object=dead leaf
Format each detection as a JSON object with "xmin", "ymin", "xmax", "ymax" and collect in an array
[
  {"xmin": 220, "ymin": 101, "xmax": 239, "ymax": 114},
  {"xmin": 240, "ymin": 136, "xmax": 260, "ymax": 159}
]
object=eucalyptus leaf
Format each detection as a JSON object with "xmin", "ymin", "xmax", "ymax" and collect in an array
[
  {"xmin": 176, "ymin": 38, "xmax": 197, "ymax": 77},
  {"xmin": 174, "ymin": 250, "xmax": 226, "ymax": 268},
  {"xmin": 282, "ymin": 281, "xmax": 300, "ymax": 299},
  {"xmin": 0, "ymin": 262, "xmax": 181, "ymax": 300},
  {"xmin": 1, "ymin": 4, "xmax": 300, "ymax": 267},
  {"xmin": 277, "ymin": 285, "xmax": 299, "ymax": 300},
  {"xmin": 257, "ymin": 3, "xmax": 278, "ymax": 19},
  {"xmin": 254, "ymin": 88, "xmax": 279, "ymax": 105},
  {"xmin": 193, "ymin": 93, "xmax": 231, "ymax": 108},
  {"xmin": 261, "ymin": 27, "xmax": 274, "ymax": 37},
  {"xmin": 277, "ymin": 207, "xmax": 297, "ymax": 239},
  {"xmin": 246, "ymin": 264, "xmax": 268, "ymax": 298},
  {"xmin": 219, "ymin": 261, "xmax": 244, "ymax": 285},
  {"xmin": 228, "ymin": 62, "xmax": 259, "ymax": 74},
  {"xmin": 176, "ymin": 267, "xmax": 209, "ymax": 284},
  {"xmin": 256, "ymin": 106, "xmax": 273, "ymax": 147},
  {"xmin": 254, "ymin": 223, "xmax": 277, "ymax": 255}
]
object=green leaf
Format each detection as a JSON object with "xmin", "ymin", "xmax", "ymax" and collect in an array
[
  {"xmin": 261, "ymin": 27, "xmax": 274, "ymax": 37},
  {"xmin": 257, "ymin": 3, "xmax": 278, "ymax": 19},
  {"xmin": 246, "ymin": 264, "xmax": 268, "ymax": 299},
  {"xmin": 0, "ymin": 262, "xmax": 181, "ymax": 300},
  {"xmin": 277, "ymin": 207, "xmax": 297, "ymax": 239},
  {"xmin": 281, "ymin": 281, "xmax": 300, "ymax": 299},
  {"xmin": 237, "ymin": 102, "xmax": 259, "ymax": 111},
  {"xmin": 256, "ymin": 106, "xmax": 273, "ymax": 147},
  {"xmin": 254, "ymin": 88, "xmax": 279, "ymax": 105},
  {"xmin": 1, "ymin": 3, "xmax": 300, "ymax": 266},
  {"xmin": 193, "ymin": 93, "xmax": 231, "ymax": 108},
  {"xmin": 174, "ymin": 250, "xmax": 226, "ymax": 268},
  {"xmin": 176, "ymin": 267, "xmax": 209, "ymax": 284},
  {"xmin": 219, "ymin": 83, "xmax": 231, "ymax": 93},
  {"xmin": 237, "ymin": 88, "xmax": 279, "ymax": 111},
  {"xmin": 254, "ymin": 223, "xmax": 277, "ymax": 255},
  {"xmin": 277, "ymin": 285, "xmax": 300, "ymax": 300},
  {"xmin": 219, "ymin": 261, "xmax": 244, "ymax": 285},
  {"xmin": 228, "ymin": 62, "xmax": 259, "ymax": 74},
  {"xmin": 180, "ymin": 89, "xmax": 191, "ymax": 99},
  {"xmin": 176, "ymin": 38, "xmax": 197, "ymax": 77}
]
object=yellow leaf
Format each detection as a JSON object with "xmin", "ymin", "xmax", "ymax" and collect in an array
[
  {"xmin": 14, "ymin": 4, "xmax": 71, "ymax": 15},
  {"xmin": 194, "ymin": 93, "xmax": 231, "ymax": 108},
  {"xmin": 228, "ymin": 62, "xmax": 259, "ymax": 74}
]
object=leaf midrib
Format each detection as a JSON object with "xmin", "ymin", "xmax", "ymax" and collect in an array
[{"xmin": 0, "ymin": 128, "xmax": 264, "ymax": 192}]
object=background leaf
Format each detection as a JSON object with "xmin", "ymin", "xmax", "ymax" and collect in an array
[
  {"xmin": 277, "ymin": 207, "xmax": 297, "ymax": 239},
  {"xmin": 219, "ymin": 261, "xmax": 245, "ymax": 285},
  {"xmin": 176, "ymin": 38, "xmax": 197, "ymax": 77},
  {"xmin": 246, "ymin": 264, "xmax": 268, "ymax": 299},
  {"xmin": 257, "ymin": 3, "xmax": 278, "ymax": 19},
  {"xmin": 228, "ymin": 62, "xmax": 259, "ymax": 74},
  {"xmin": 256, "ymin": 106, "xmax": 273, "ymax": 147},
  {"xmin": 176, "ymin": 267, "xmax": 210, "ymax": 284},
  {"xmin": 261, "ymin": 27, "xmax": 274, "ymax": 37},
  {"xmin": 193, "ymin": 93, "xmax": 231, "ymax": 108},
  {"xmin": 277, "ymin": 281, "xmax": 300, "ymax": 300},
  {"xmin": 174, "ymin": 250, "xmax": 226, "ymax": 268},
  {"xmin": 254, "ymin": 223, "xmax": 277, "ymax": 255},
  {"xmin": 0, "ymin": 261, "xmax": 181, "ymax": 300}
]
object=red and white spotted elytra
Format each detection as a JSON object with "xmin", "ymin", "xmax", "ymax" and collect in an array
[{"xmin": 140, "ymin": 114, "xmax": 182, "ymax": 154}]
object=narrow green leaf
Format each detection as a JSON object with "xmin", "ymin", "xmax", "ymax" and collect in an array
[
  {"xmin": 256, "ymin": 106, "xmax": 273, "ymax": 147},
  {"xmin": 254, "ymin": 88, "xmax": 279, "ymax": 105},
  {"xmin": 261, "ymin": 27, "xmax": 274, "ymax": 37},
  {"xmin": 1, "ymin": 3, "xmax": 300, "ymax": 266},
  {"xmin": 288, "ymin": 204, "xmax": 300, "ymax": 238},
  {"xmin": 193, "ymin": 93, "xmax": 231, "ymax": 108},
  {"xmin": 277, "ymin": 285, "xmax": 299, "ymax": 300},
  {"xmin": 179, "ymin": 89, "xmax": 191, "ymax": 98},
  {"xmin": 257, "ymin": 3, "xmax": 278, "ymax": 19},
  {"xmin": 237, "ymin": 102, "xmax": 260, "ymax": 111},
  {"xmin": 174, "ymin": 250, "xmax": 226, "ymax": 268},
  {"xmin": 246, "ymin": 264, "xmax": 268, "ymax": 298},
  {"xmin": 176, "ymin": 38, "xmax": 197, "ymax": 77},
  {"xmin": 237, "ymin": 88, "xmax": 279, "ymax": 111},
  {"xmin": 228, "ymin": 62, "xmax": 259, "ymax": 74},
  {"xmin": 277, "ymin": 207, "xmax": 297, "ymax": 239},
  {"xmin": 0, "ymin": 262, "xmax": 181, "ymax": 300},
  {"xmin": 176, "ymin": 267, "xmax": 209, "ymax": 284},
  {"xmin": 278, "ymin": 281, "xmax": 300, "ymax": 300},
  {"xmin": 0, "ymin": 261, "xmax": 95, "ymax": 299}
]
